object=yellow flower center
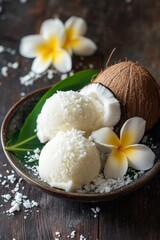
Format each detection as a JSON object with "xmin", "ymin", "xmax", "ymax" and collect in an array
[
  {"xmin": 36, "ymin": 37, "xmax": 59, "ymax": 61},
  {"xmin": 63, "ymin": 27, "xmax": 78, "ymax": 51}
]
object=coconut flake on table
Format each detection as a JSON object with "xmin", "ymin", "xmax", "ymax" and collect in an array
[
  {"xmin": 0, "ymin": 45, "xmax": 5, "ymax": 53},
  {"xmin": 20, "ymin": 68, "xmax": 68, "ymax": 86},
  {"xmin": 47, "ymin": 69, "xmax": 57, "ymax": 80},
  {"xmin": 1, "ymin": 61, "xmax": 19, "ymax": 77},
  {"xmin": 0, "ymin": 45, "xmax": 19, "ymax": 78},
  {"xmin": 89, "ymin": 63, "xmax": 94, "ymax": 69},
  {"xmin": 55, "ymin": 232, "xmax": 61, "ymax": 240},
  {"xmin": 0, "ymin": 165, "xmax": 39, "ymax": 217},
  {"xmin": 91, "ymin": 207, "xmax": 101, "ymax": 218},
  {"xmin": 19, "ymin": 71, "xmax": 45, "ymax": 86},
  {"xmin": 20, "ymin": 92, "xmax": 26, "ymax": 97},
  {"xmin": 60, "ymin": 73, "xmax": 68, "ymax": 80},
  {"xmin": 67, "ymin": 230, "xmax": 76, "ymax": 239},
  {"xmin": 8, "ymin": 61, "xmax": 19, "ymax": 69},
  {"xmin": 80, "ymin": 235, "xmax": 87, "ymax": 240},
  {"xmin": 1, "ymin": 66, "xmax": 8, "ymax": 77},
  {"xmin": 69, "ymin": 70, "xmax": 74, "ymax": 76},
  {"xmin": 0, "ymin": 45, "xmax": 16, "ymax": 55}
]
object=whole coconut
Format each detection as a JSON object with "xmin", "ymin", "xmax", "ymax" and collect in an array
[{"xmin": 94, "ymin": 61, "xmax": 160, "ymax": 131}]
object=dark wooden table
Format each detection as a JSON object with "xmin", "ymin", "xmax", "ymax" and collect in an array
[{"xmin": 0, "ymin": 1, "xmax": 160, "ymax": 239}]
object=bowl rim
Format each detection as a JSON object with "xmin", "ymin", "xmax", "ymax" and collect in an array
[{"xmin": 1, "ymin": 86, "xmax": 160, "ymax": 202}]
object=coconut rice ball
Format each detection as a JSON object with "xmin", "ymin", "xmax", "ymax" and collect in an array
[
  {"xmin": 38, "ymin": 129, "xmax": 101, "ymax": 191},
  {"xmin": 36, "ymin": 90, "xmax": 104, "ymax": 143}
]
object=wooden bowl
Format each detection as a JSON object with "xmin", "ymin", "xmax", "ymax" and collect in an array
[{"xmin": 1, "ymin": 86, "xmax": 160, "ymax": 202}]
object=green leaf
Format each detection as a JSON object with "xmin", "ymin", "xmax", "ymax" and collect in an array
[{"xmin": 5, "ymin": 69, "xmax": 98, "ymax": 162}]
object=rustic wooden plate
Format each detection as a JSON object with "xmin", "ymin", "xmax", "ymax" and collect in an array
[{"xmin": 1, "ymin": 87, "xmax": 160, "ymax": 202}]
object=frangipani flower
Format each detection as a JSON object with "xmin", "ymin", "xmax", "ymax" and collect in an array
[
  {"xmin": 63, "ymin": 16, "xmax": 97, "ymax": 56},
  {"xmin": 19, "ymin": 19, "xmax": 72, "ymax": 74},
  {"xmin": 19, "ymin": 17, "xmax": 97, "ymax": 74},
  {"xmin": 92, "ymin": 117, "xmax": 155, "ymax": 179}
]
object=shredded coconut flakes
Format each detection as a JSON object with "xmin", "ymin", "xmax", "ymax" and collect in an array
[{"xmin": 0, "ymin": 165, "xmax": 39, "ymax": 217}]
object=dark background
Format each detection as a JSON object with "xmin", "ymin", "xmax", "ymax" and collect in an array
[{"xmin": 0, "ymin": 0, "xmax": 160, "ymax": 239}]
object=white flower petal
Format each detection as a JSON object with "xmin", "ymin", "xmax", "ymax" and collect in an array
[
  {"xmin": 123, "ymin": 144, "xmax": 155, "ymax": 170},
  {"xmin": 65, "ymin": 16, "xmax": 87, "ymax": 36},
  {"xmin": 92, "ymin": 127, "xmax": 120, "ymax": 148},
  {"xmin": 104, "ymin": 149, "xmax": 128, "ymax": 179},
  {"xmin": 40, "ymin": 19, "xmax": 65, "ymax": 45},
  {"xmin": 120, "ymin": 117, "xmax": 146, "ymax": 147},
  {"xmin": 31, "ymin": 55, "xmax": 52, "ymax": 74},
  {"xmin": 72, "ymin": 37, "xmax": 97, "ymax": 56},
  {"xmin": 52, "ymin": 49, "xmax": 72, "ymax": 73},
  {"xmin": 19, "ymin": 35, "xmax": 45, "ymax": 58}
]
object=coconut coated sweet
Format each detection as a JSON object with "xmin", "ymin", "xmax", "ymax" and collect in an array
[
  {"xmin": 36, "ymin": 90, "xmax": 104, "ymax": 143},
  {"xmin": 38, "ymin": 130, "xmax": 101, "ymax": 191}
]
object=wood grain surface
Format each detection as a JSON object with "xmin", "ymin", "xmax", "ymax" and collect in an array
[{"xmin": 0, "ymin": 1, "xmax": 160, "ymax": 239}]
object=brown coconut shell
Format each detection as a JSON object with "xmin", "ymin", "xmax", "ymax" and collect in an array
[{"xmin": 94, "ymin": 61, "xmax": 160, "ymax": 131}]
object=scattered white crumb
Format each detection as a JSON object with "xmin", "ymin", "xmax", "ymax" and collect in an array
[
  {"xmin": 1, "ymin": 66, "xmax": 8, "ymax": 77},
  {"xmin": 89, "ymin": 63, "xmax": 94, "ymax": 69},
  {"xmin": 8, "ymin": 62, "xmax": 19, "ymax": 69},
  {"xmin": 1, "ymin": 180, "xmax": 7, "ymax": 186},
  {"xmin": 80, "ymin": 234, "xmax": 86, "ymax": 240},
  {"xmin": 67, "ymin": 230, "xmax": 76, "ymax": 238},
  {"xmin": 0, "ymin": 45, "xmax": 5, "ymax": 53},
  {"xmin": 70, "ymin": 230, "xmax": 76, "ymax": 238},
  {"xmin": 91, "ymin": 207, "xmax": 101, "ymax": 218},
  {"xmin": 69, "ymin": 71, "xmax": 74, "ymax": 76},
  {"xmin": 20, "ymin": 71, "xmax": 44, "ymax": 86},
  {"xmin": 55, "ymin": 232, "xmax": 61, "ymax": 240},
  {"xmin": 20, "ymin": 68, "xmax": 59, "ymax": 85},
  {"xmin": 8, "ymin": 174, "xmax": 16, "ymax": 183},
  {"xmin": 78, "ymin": 170, "xmax": 144, "ymax": 194},
  {"xmin": 0, "ymin": 45, "xmax": 16, "ymax": 55},
  {"xmin": 47, "ymin": 69, "xmax": 56, "ymax": 80},
  {"xmin": 0, "ymin": 164, "xmax": 39, "ymax": 217},
  {"xmin": 60, "ymin": 73, "xmax": 68, "ymax": 80},
  {"xmin": 1, "ymin": 194, "xmax": 12, "ymax": 202},
  {"xmin": 20, "ymin": 92, "xmax": 26, "ymax": 97},
  {"xmin": 24, "ymin": 149, "xmax": 40, "ymax": 175}
]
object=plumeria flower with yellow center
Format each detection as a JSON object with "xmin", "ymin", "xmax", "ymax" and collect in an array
[
  {"xmin": 19, "ymin": 19, "xmax": 72, "ymax": 74},
  {"xmin": 63, "ymin": 16, "xmax": 97, "ymax": 56},
  {"xmin": 92, "ymin": 117, "xmax": 155, "ymax": 179}
]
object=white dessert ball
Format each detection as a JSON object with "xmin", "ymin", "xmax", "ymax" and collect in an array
[
  {"xmin": 38, "ymin": 129, "xmax": 101, "ymax": 191},
  {"xmin": 36, "ymin": 90, "xmax": 104, "ymax": 143}
]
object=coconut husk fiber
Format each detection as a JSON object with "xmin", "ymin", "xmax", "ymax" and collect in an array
[{"xmin": 94, "ymin": 61, "xmax": 160, "ymax": 131}]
